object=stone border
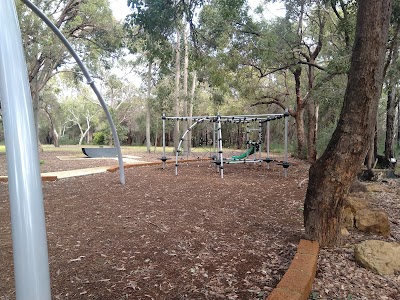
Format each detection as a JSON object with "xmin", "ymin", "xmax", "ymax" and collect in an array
[{"xmin": 267, "ymin": 239, "xmax": 319, "ymax": 300}]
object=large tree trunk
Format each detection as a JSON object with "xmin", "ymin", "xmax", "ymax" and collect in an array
[
  {"xmin": 398, "ymin": 101, "xmax": 400, "ymax": 147},
  {"xmin": 306, "ymin": 6, "xmax": 325, "ymax": 163},
  {"xmin": 293, "ymin": 67, "xmax": 307, "ymax": 159},
  {"xmin": 182, "ymin": 26, "xmax": 189, "ymax": 154},
  {"xmin": 307, "ymin": 101, "xmax": 318, "ymax": 162},
  {"xmin": 188, "ymin": 71, "xmax": 197, "ymax": 153},
  {"xmin": 173, "ymin": 30, "xmax": 181, "ymax": 152},
  {"xmin": 304, "ymin": 0, "xmax": 392, "ymax": 247},
  {"xmin": 385, "ymin": 78, "xmax": 397, "ymax": 159}
]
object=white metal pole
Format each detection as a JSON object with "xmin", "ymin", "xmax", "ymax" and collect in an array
[
  {"xmin": 246, "ymin": 122, "xmax": 250, "ymax": 158},
  {"xmin": 0, "ymin": 1, "xmax": 51, "ymax": 299},
  {"xmin": 266, "ymin": 121, "xmax": 271, "ymax": 169},
  {"xmin": 162, "ymin": 114, "xmax": 166, "ymax": 169},
  {"xmin": 258, "ymin": 121, "xmax": 262, "ymax": 163},
  {"xmin": 284, "ymin": 109, "xmax": 289, "ymax": 177},
  {"xmin": 217, "ymin": 115, "xmax": 224, "ymax": 178}
]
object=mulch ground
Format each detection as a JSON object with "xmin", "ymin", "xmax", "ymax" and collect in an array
[{"xmin": 0, "ymin": 149, "xmax": 308, "ymax": 300}]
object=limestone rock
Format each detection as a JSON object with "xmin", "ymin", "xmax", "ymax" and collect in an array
[
  {"xmin": 342, "ymin": 207, "xmax": 355, "ymax": 230},
  {"xmin": 366, "ymin": 183, "xmax": 391, "ymax": 193},
  {"xmin": 355, "ymin": 208, "xmax": 390, "ymax": 237},
  {"xmin": 354, "ymin": 240, "xmax": 400, "ymax": 275},
  {"xmin": 341, "ymin": 227, "xmax": 350, "ymax": 236},
  {"xmin": 344, "ymin": 195, "xmax": 370, "ymax": 213},
  {"xmin": 342, "ymin": 194, "xmax": 390, "ymax": 236},
  {"xmin": 342, "ymin": 195, "xmax": 368, "ymax": 231},
  {"xmin": 349, "ymin": 180, "xmax": 368, "ymax": 193}
]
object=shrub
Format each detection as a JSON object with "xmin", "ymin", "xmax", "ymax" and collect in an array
[{"xmin": 93, "ymin": 132, "xmax": 106, "ymax": 145}]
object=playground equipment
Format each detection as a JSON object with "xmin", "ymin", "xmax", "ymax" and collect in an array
[
  {"xmin": 0, "ymin": 1, "xmax": 125, "ymax": 298},
  {"xmin": 231, "ymin": 144, "xmax": 257, "ymax": 160},
  {"xmin": 82, "ymin": 147, "xmax": 118, "ymax": 158},
  {"xmin": 162, "ymin": 110, "xmax": 290, "ymax": 178}
]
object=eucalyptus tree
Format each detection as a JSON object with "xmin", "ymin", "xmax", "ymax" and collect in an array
[
  {"xmin": 39, "ymin": 82, "xmax": 62, "ymax": 147},
  {"xmin": 251, "ymin": 0, "xmax": 357, "ymax": 161},
  {"xmin": 61, "ymin": 91, "xmax": 101, "ymax": 145},
  {"xmin": 195, "ymin": 0, "xmax": 353, "ymax": 160},
  {"xmin": 17, "ymin": 0, "xmax": 123, "ymax": 140},
  {"xmin": 125, "ymin": 4, "xmax": 173, "ymax": 152},
  {"xmin": 383, "ymin": 2, "xmax": 400, "ymax": 161},
  {"xmin": 125, "ymin": 0, "xmax": 250, "ymax": 151},
  {"xmin": 125, "ymin": 0, "xmax": 202, "ymax": 151},
  {"xmin": 304, "ymin": 0, "xmax": 392, "ymax": 247}
]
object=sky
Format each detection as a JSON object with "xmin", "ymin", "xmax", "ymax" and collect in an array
[{"xmin": 109, "ymin": 0, "xmax": 286, "ymax": 22}]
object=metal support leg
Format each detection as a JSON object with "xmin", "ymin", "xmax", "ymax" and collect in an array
[{"xmin": 283, "ymin": 109, "xmax": 289, "ymax": 177}]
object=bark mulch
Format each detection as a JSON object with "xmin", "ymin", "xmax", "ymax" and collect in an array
[{"xmin": 0, "ymin": 149, "xmax": 399, "ymax": 299}]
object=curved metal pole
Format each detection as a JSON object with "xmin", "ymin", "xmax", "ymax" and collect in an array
[
  {"xmin": 0, "ymin": 0, "xmax": 51, "ymax": 298},
  {"xmin": 22, "ymin": 0, "xmax": 125, "ymax": 185},
  {"xmin": 175, "ymin": 118, "xmax": 207, "ymax": 175}
]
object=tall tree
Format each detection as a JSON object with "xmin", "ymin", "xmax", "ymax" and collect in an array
[
  {"xmin": 62, "ymin": 94, "xmax": 100, "ymax": 145},
  {"xmin": 173, "ymin": 29, "xmax": 182, "ymax": 151},
  {"xmin": 384, "ymin": 3, "xmax": 400, "ymax": 161},
  {"xmin": 146, "ymin": 60, "xmax": 153, "ymax": 153},
  {"xmin": 304, "ymin": 0, "xmax": 392, "ymax": 247},
  {"xmin": 18, "ymin": 0, "xmax": 122, "ymax": 140}
]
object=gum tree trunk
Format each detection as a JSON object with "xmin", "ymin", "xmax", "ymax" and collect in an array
[
  {"xmin": 385, "ymin": 80, "xmax": 397, "ymax": 159},
  {"xmin": 293, "ymin": 66, "xmax": 307, "ymax": 159},
  {"xmin": 304, "ymin": 0, "xmax": 392, "ymax": 247},
  {"xmin": 173, "ymin": 30, "xmax": 181, "ymax": 152}
]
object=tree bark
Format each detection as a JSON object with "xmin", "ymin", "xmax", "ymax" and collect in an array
[
  {"xmin": 173, "ymin": 30, "xmax": 181, "ymax": 152},
  {"xmin": 304, "ymin": 0, "xmax": 392, "ymax": 247},
  {"xmin": 384, "ymin": 36, "xmax": 399, "ymax": 160},
  {"xmin": 188, "ymin": 71, "xmax": 197, "ymax": 153},
  {"xmin": 305, "ymin": 7, "xmax": 325, "ymax": 163},
  {"xmin": 183, "ymin": 26, "xmax": 189, "ymax": 154},
  {"xmin": 293, "ymin": 66, "xmax": 307, "ymax": 159},
  {"xmin": 385, "ymin": 85, "xmax": 396, "ymax": 159}
]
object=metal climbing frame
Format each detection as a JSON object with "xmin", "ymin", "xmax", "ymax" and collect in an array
[
  {"xmin": 174, "ymin": 117, "xmax": 209, "ymax": 175},
  {"xmin": 162, "ymin": 112, "xmax": 290, "ymax": 178}
]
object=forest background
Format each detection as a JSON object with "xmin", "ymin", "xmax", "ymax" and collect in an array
[{"xmin": 1, "ymin": 0, "xmax": 399, "ymax": 166}]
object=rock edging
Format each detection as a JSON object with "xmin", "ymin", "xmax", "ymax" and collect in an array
[{"xmin": 267, "ymin": 239, "xmax": 319, "ymax": 300}]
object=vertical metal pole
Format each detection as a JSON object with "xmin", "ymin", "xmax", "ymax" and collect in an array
[
  {"xmin": 258, "ymin": 121, "xmax": 262, "ymax": 164},
  {"xmin": 162, "ymin": 114, "xmax": 166, "ymax": 169},
  {"xmin": 284, "ymin": 109, "xmax": 289, "ymax": 178},
  {"xmin": 217, "ymin": 115, "xmax": 224, "ymax": 179},
  {"xmin": 0, "ymin": 1, "xmax": 51, "ymax": 299},
  {"xmin": 246, "ymin": 121, "xmax": 250, "ymax": 158},
  {"xmin": 213, "ymin": 122, "xmax": 217, "ymax": 158},
  {"xmin": 266, "ymin": 121, "xmax": 270, "ymax": 169}
]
